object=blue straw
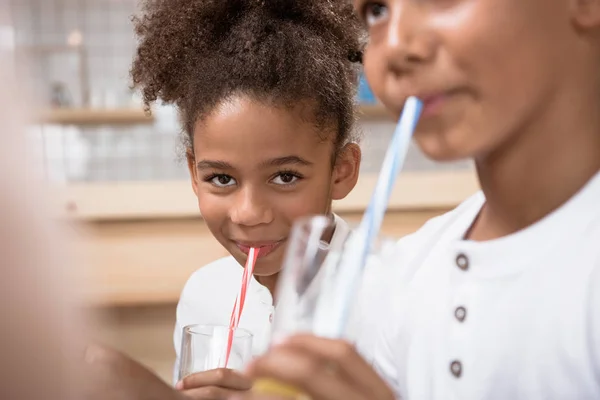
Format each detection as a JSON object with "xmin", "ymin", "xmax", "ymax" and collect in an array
[
  {"xmin": 359, "ymin": 96, "xmax": 423, "ymax": 247},
  {"xmin": 317, "ymin": 96, "xmax": 423, "ymax": 338}
]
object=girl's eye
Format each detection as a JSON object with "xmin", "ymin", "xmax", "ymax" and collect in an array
[
  {"xmin": 271, "ymin": 172, "xmax": 300, "ymax": 186},
  {"xmin": 207, "ymin": 174, "xmax": 236, "ymax": 188},
  {"xmin": 362, "ymin": 2, "xmax": 389, "ymax": 27}
]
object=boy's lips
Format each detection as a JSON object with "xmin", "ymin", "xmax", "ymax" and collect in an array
[
  {"xmin": 421, "ymin": 93, "xmax": 448, "ymax": 116},
  {"xmin": 386, "ymin": 87, "xmax": 465, "ymax": 118},
  {"xmin": 412, "ymin": 88, "xmax": 465, "ymax": 117},
  {"xmin": 234, "ymin": 240, "xmax": 285, "ymax": 258}
]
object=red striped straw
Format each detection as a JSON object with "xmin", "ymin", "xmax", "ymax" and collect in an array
[{"xmin": 224, "ymin": 247, "xmax": 258, "ymax": 367}]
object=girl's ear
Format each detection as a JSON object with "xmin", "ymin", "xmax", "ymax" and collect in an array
[
  {"xmin": 186, "ymin": 148, "xmax": 200, "ymax": 197},
  {"xmin": 331, "ymin": 143, "xmax": 361, "ymax": 200},
  {"xmin": 570, "ymin": 0, "xmax": 600, "ymax": 28}
]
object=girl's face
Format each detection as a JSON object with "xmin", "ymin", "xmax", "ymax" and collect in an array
[
  {"xmin": 187, "ymin": 95, "xmax": 360, "ymax": 276},
  {"xmin": 357, "ymin": 0, "xmax": 582, "ymax": 161}
]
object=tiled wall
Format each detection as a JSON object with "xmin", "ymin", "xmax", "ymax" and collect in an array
[
  {"xmin": 12, "ymin": 0, "xmax": 471, "ymax": 183},
  {"xmin": 11, "ymin": 0, "xmax": 138, "ymax": 108}
]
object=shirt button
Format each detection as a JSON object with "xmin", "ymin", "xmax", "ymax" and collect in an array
[
  {"xmin": 456, "ymin": 253, "xmax": 469, "ymax": 271},
  {"xmin": 450, "ymin": 360, "xmax": 462, "ymax": 378},
  {"xmin": 455, "ymin": 306, "xmax": 467, "ymax": 322}
]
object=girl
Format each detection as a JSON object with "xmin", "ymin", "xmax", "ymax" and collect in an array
[
  {"xmin": 130, "ymin": 0, "xmax": 368, "ymax": 398},
  {"xmin": 241, "ymin": 0, "xmax": 600, "ymax": 399}
]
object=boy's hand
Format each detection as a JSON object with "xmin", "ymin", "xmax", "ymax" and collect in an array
[
  {"xmin": 82, "ymin": 343, "xmax": 185, "ymax": 400},
  {"xmin": 237, "ymin": 335, "xmax": 395, "ymax": 400},
  {"xmin": 176, "ymin": 368, "xmax": 253, "ymax": 400}
]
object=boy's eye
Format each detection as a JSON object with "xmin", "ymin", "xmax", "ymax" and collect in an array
[
  {"xmin": 208, "ymin": 174, "xmax": 236, "ymax": 188},
  {"xmin": 362, "ymin": 2, "xmax": 389, "ymax": 27},
  {"xmin": 271, "ymin": 172, "xmax": 299, "ymax": 185}
]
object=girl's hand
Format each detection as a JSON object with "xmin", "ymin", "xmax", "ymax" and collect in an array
[
  {"xmin": 176, "ymin": 368, "xmax": 253, "ymax": 400},
  {"xmin": 237, "ymin": 334, "xmax": 395, "ymax": 400}
]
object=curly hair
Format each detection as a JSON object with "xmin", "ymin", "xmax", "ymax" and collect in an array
[{"xmin": 130, "ymin": 0, "xmax": 365, "ymax": 154}]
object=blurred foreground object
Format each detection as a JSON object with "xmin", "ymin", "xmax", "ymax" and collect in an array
[
  {"xmin": 82, "ymin": 344, "xmax": 185, "ymax": 400},
  {"xmin": 0, "ymin": 6, "xmax": 188, "ymax": 399},
  {"xmin": 0, "ymin": 5, "xmax": 86, "ymax": 400}
]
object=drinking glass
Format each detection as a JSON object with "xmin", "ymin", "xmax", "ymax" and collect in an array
[
  {"xmin": 253, "ymin": 215, "xmax": 398, "ymax": 397},
  {"xmin": 178, "ymin": 324, "xmax": 253, "ymax": 380}
]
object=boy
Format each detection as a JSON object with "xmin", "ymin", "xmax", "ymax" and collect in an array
[{"xmin": 241, "ymin": 0, "xmax": 600, "ymax": 399}]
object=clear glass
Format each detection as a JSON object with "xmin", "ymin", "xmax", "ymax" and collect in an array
[
  {"xmin": 178, "ymin": 324, "xmax": 253, "ymax": 380},
  {"xmin": 253, "ymin": 215, "xmax": 398, "ymax": 397},
  {"xmin": 271, "ymin": 215, "xmax": 397, "ymax": 343}
]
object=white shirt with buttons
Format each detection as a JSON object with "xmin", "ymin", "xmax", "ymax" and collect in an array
[{"xmin": 373, "ymin": 170, "xmax": 600, "ymax": 400}]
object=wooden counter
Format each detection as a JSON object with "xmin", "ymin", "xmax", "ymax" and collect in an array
[
  {"xmin": 68, "ymin": 170, "xmax": 479, "ymax": 307},
  {"xmin": 59, "ymin": 170, "xmax": 478, "ymax": 221}
]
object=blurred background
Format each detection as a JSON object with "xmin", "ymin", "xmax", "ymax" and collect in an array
[{"xmin": 6, "ymin": 0, "xmax": 476, "ymax": 382}]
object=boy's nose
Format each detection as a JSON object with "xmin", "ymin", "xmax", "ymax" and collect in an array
[{"xmin": 380, "ymin": 3, "xmax": 434, "ymax": 76}]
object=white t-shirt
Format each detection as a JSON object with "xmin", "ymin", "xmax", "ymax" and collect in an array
[
  {"xmin": 173, "ymin": 214, "xmax": 389, "ymax": 381},
  {"xmin": 374, "ymin": 170, "xmax": 600, "ymax": 400}
]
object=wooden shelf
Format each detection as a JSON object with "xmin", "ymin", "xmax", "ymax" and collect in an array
[
  {"xmin": 358, "ymin": 104, "xmax": 395, "ymax": 120},
  {"xmin": 38, "ymin": 106, "xmax": 384, "ymax": 125},
  {"xmin": 37, "ymin": 108, "xmax": 154, "ymax": 125}
]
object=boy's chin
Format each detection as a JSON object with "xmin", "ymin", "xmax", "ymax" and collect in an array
[{"xmin": 414, "ymin": 129, "xmax": 478, "ymax": 163}]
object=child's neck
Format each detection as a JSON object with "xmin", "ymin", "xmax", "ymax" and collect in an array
[{"xmin": 469, "ymin": 96, "xmax": 600, "ymax": 241}]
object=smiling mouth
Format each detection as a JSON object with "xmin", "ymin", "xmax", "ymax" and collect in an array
[{"xmin": 234, "ymin": 240, "xmax": 285, "ymax": 258}]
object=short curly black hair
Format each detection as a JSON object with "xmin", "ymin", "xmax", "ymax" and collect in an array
[{"xmin": 130, "ymin": 0, "xmax": 365, "ymax": 155}]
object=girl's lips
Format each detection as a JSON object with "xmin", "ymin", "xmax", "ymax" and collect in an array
[{"xmin": 235, "ymin": 241, "xmax": 284, "ymax": 258}]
